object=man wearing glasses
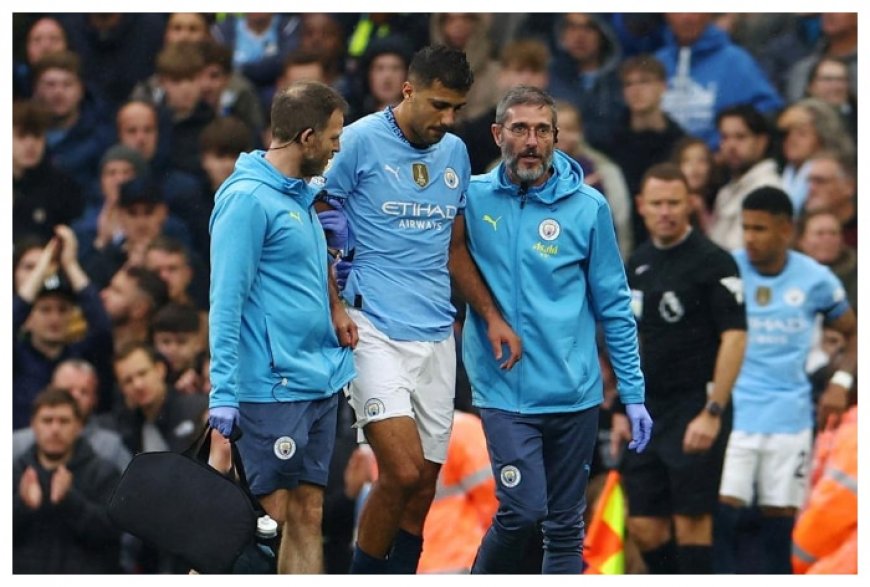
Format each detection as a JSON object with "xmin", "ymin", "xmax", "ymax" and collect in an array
[{"xmin": 456, "ymin": 85, "xmax": 652, "ymax": 573}]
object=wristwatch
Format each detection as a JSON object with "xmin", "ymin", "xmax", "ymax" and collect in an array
[{"xmin": 705, "ymin": 400, "xmax": 723, "ymax": 417}]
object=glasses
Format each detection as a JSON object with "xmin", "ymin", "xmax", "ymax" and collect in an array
[
  {"xmin": 500, "ymin": 124, "xmax": 555, "ymax": 140},
  {"xmin": 813, "ymin": 75, "xmax": 848, "ymax": 83}
]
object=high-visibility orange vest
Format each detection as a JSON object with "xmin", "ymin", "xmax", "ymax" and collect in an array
[
  {"xmin": 792, "ymin": 406, "xmax": 857, "ymax": 574},
  {"xmin": 418, "ymin": 411, "xmax": 497, "ymax": 573},
  {"xmin": 583, "ymin": 469, "xmax": 626, "ymax": 574}
]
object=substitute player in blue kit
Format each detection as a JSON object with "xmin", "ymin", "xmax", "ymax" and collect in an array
[
  {"xmin": 716, "ymin": 187, "xmax": 857, "ymax": 574},
  {"xmin": 320, "ymin": 45, "xmax": 521, "ymax": 574}
]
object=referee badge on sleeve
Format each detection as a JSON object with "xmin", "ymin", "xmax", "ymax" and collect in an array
[{"xmin": 630, "ymin": 289, "xmax": 643, "ymax": 319}]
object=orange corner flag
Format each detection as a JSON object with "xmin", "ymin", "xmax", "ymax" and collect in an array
[{"xmin": 583, "ymin": 470, "xmax": 626, "ymax": 574}]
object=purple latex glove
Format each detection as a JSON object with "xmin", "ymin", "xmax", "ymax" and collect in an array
[
  {"xmin": 625, "ymin": 403, "xmax": 653, "ymax": 453},
  {"xmin": 317, "ymin": 209, "xmax": 349, "ymax": 253},
  {"xmin": 334, "ymin": 258, "xmax": 352, "ymax": 290},
  {"xmin": 209, "ymin": 406, "xmax": 239, "ymax": 438}
]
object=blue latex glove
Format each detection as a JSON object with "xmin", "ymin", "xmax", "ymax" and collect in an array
[
  {"xmin": 209, "ymin": 406, "xmax": 240, "ymax": 438},
  {"xmin": 334, "ymin": 258, "xmax": 352, "ymax": 290},
  {"xmin": 625, "ymin": 403, "xmax": 653, "ymax": 453},
  {"xmin": 317, "ymin": 209, "xmax": 349, "ymax": 252}
]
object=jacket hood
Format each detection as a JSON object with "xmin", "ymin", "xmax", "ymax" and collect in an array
[
  {"xmin": 664, "ymin": 23, "xmax": 729, "ymax": 56},
  {"xmin": 552, "ymin": 14, "xmax": 622, "ymax": 75},
  {"xmin": 223, "ymin": 150, "xmax": 316, "ymax": 206},
  {"xmin": 488, "ymin": 149, "xmax": 586, "ymax": 205}
]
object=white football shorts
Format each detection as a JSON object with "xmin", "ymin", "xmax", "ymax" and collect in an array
[
  {"xmin": 345, "ymin": 308, "xmax": 456, "ymax": 464},
  {"xmin": 719, "ymin": 428, "xmax": 813, "ymax": 508}
]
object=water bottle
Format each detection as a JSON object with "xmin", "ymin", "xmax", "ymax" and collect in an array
[
  {"xmin": 257, "ymin": 515, "xmax": 278, "ymax": 544},
  {"xmin": 256, "ymin": 515, "xmax": 279, "ymax": 559},
  {"xmin": 233, "ymin": 515, "xmax": 279, "ymax": 573}
]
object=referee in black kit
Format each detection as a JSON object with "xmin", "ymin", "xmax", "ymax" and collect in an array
[{"xmin": 612, "ymin": 162, "xmax": 747, "ymax": 574}]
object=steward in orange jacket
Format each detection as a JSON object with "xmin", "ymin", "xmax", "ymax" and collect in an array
[
  {"xmin": 418, "ymin": 411, "xmax": 498, "ymax": 573},
  {"xmin": 792, "ymin": 405, "xmax": 857, "ymax": 574}
]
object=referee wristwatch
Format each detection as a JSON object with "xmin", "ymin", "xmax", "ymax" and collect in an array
[{"xmin": 704, "ymin": 400, "xmax": 724, "ymax": 417}]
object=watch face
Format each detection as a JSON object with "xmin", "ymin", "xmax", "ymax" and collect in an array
[{"xmin": 706, "ymin": 401, "xmax": 723, "ymax": 416}]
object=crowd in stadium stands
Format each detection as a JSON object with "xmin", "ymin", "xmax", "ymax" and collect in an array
[{"xmin": 12, "ymin": 12, "xmax": 857, "ymax": 574}]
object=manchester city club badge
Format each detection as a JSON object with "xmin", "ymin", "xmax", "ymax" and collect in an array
[
  {"xmin": 412, "ymin": 163, "xmax": 429, "ymax": 187},
  {"xmin": 500, "ymin": 465, "xmax": 522, "ymax": 488},
  {"xmin": 273, "ymin": 436, "xmax": 297, "ymax": 460},
  {"xmin": 538, "ymin": 218, "xmax": 561, "ymax": 241},
  {"xmin": 444, "ymin": 167, "xmax": 459, "ymax": 189}
]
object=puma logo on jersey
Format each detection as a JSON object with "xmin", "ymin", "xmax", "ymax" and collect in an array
[
  {"xmin": 288, "ymin": 211, "xmax": 303, "ymax": 223},
  {"xmin": 483, "ymin": 214, "xmax": 502, "ymax": 230},
  {"xmin": 384, "ymin": 164, "xmax": 400, "ymax": 180}
]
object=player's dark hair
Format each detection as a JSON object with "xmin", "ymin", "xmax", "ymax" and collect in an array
[
  {"xmin": 742, "ymin": 186, "xmax": 794, "ymax": 219},
  {"xmin": 408, "ymin": 44, "xmax": 474, "ymax": 92},
  {"xmin": 270, "ymin": 80, "xmax": 348, "ymax": 143}
]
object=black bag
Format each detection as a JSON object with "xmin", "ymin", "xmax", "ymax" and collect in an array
[{"xmin": 108, "ymin": 425, "xmax": 268, "ymax": 574}]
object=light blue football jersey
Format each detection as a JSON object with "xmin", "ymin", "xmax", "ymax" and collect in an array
[
  {"xmin": 322, "ymin": 108, "xmax": 470, "ymax": 341},
  {"xmin": 732, "ymin": 250, "xmax": 849, "ymax": 434}
]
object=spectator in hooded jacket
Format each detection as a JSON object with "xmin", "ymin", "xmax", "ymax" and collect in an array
[
  {"xmin": 655, "ymin": 13, "xmax": 783, "ymax": 149},
  {"xmin": 547, "ymin": 13, "xmax": 626, "ymax": 151}
]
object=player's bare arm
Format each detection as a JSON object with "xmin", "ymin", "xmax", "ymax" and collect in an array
[{"xmin": 448, "ymin": 214, "xmax": 521, "ymax": 370}]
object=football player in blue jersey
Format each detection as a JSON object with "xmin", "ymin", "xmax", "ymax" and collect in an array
[
  {"xmin": 320, "ymin": 44, "xmax": 521, "ymax": 574},
  {"xmin": 715, "ymin": 186, "xmax": 856, "ymax": 573}
]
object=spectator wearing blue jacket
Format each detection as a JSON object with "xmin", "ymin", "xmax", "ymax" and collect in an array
[
  {"xmin": 456, "ymin": 86, "xmax": 652, "ymax": 574},
  {"xmin": 655, "ymin": 13, "xmax": 783, "ymax": 149}
]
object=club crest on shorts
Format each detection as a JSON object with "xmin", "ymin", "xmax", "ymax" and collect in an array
[
  {"xmin": 444, "ymin": 167, "xmax": 459, "ymax": 189},
  {"xmin": 500, "ymin": 465, "xmax": 522, "ymax": 488},
  {"xmin": 364, "ymin": 398, "xmax": 385, "ymax": 418},
  {"xmin": 412, "ymin": 163, "xmax": 429, "ymax": 187},
  {"xmin": 273, "ymin": 436, "xmax": 296, "ymax": 460},
  {"xmin": 538, "ymin": 219, "xmax": 561, "ymax": 241}
]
